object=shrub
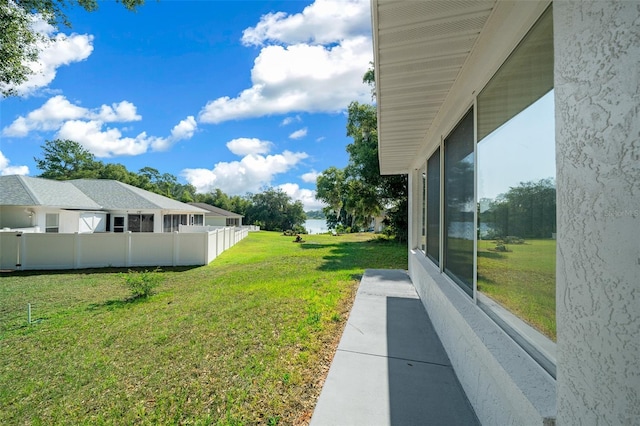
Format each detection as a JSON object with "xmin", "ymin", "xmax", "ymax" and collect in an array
[
  {"xmin": 292, "ymin": 224, "xmax": 307, "ymax": 234},
  {"xmin": 122, "ymin": 269, "xmax": 163, "ymax": 299}
]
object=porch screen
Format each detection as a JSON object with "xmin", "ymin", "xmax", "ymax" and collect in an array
[
  {"xmin": 444, "ymin": 110, "xmax": 474, "ymax": 296},
  {"xmin": 426, "ymin": 148, "xmax": 440, "ymax": 263},
  {"xmin": 128, "ymin": 214, "xmax": 154, "ymax": 232}
]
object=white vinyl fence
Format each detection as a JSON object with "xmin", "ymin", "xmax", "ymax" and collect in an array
[{"xmin": 0, "ymin": 227, "xmax": 249, "ymax": 271}]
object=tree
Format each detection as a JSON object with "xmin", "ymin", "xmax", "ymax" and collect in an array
[
  {"xmin": 245, "ymin": 188, "xmax": 306, "ymax": 232},
  {"xmin": 1, "ymin": 0, "xmax": 144, "ymax": 97},
  {"xmin": 342, "ymin": 66, "xmax": 409, "ymax": 241},
  {"xmin": 34, "ymin": 139, "xmax": 102, "ymax": 179},
  {"xmin": 316, "ymin": 166, "xmax": 345, "ymax": 221},
  {"xmin": 480, "ymin": 179, "xmax": 556, "ymax": 239},
  {"xmin": 98, "ymin": 162, "xmax": 143, "ymax": 186},
  {"xmin": 33, "ymin": 139, "xmax": 197, "ymax": 202},
  {"xmin": 137, "ymin": 166, "xmax": 196, "ymax": 201}
]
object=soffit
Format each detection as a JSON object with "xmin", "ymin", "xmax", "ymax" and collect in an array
[{"xmin": 372, "ymin": 0, "xmax": 495, "ymax": 174}]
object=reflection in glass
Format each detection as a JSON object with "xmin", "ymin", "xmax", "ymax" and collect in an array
[
  {"xmin": 444, "ymin": 110, "xmax": 474, "ymax": 296},
  {"xmin": 476, "ymin": 5, "xmax": 555, "ymax": 341},
  {"xmin": 477, "ymin": 90, "xmax": 556, "ymax": 340},
  {"xmin": 426, "ymin": 148, "xmax": 440, "ymax": 264},
  {"xmin": 420, "ymin": 163, "xmax": 427, "ymax": 252}
]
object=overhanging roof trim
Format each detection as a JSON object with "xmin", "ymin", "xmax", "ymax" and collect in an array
[{"xmin": 374, "ymin": 0, "xmax": 551, "ymax": 175}]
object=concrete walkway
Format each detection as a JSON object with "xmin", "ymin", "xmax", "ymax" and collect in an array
[{"xmin": 311, "ymin": 269, "xmax": 479, "ymax": 426}]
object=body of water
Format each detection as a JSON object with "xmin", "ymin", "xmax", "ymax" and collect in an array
[{"xmin": 304, "ymin": 219, "xmax": 328, "ymax": 234}]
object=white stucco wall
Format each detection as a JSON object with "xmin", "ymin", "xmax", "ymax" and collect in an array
[
  {"xmin": 205, "ymin": 217, "xmax": 226, "ymax": 227},
  {"xmin": 554, "ymin": 2, "xmax": 640, "ymax": 424}
]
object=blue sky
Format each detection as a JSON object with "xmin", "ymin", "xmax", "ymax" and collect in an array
[{"xmin": 0, "ymin": 0, "xmax": 374, "ymax": 210}]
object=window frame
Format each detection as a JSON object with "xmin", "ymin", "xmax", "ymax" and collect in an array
[
  {"xmin": 416, "ymin": 4, "xmax": 556, "ymax": 376},
  {"xmin": 128, "ymin": 213, "xmax": 154, "ymax": 233},
  {"xmin": 443, "ymin": 109, "xmax": 475, "ymax": 298},
  {"xmin": 45, "ymin": 213, "xmax": 59, "ymax": 233}
]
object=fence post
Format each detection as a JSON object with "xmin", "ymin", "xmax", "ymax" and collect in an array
[
  {"xmin": 20, "ymin": 233, "xmax": 27, "ymax": 270},
  {"xmin": 74, "ymin": 232, "xmax": 80, "ymax": 269},
  {"xmin": 204, "ymin": 232, "xmax": 209, "ymax": 264},
  {"xmin": 126, "ymin": 232, "xmax": 132, "ymax": 267},
  {"xmin": 15, "ymin": 233, "xmax": 22, "ymax": 270},
  {"xmin": 173, "ymin": 231, "xmax": 179, "ymax": 266}
]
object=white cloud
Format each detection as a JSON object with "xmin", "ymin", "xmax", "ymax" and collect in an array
[
  {"xmin": 198, "ymin": 0, "xmax": 372, "ymax": 124},
  {"xmin": 278, "ymin": 183, "xmax": 325, "ymax": 211},
  {"xmin": 2, "ymin": 95, "xmax": 196, "ymax": 157},
  {"xmin": 315, "ymin": 136, "xmax": 326, "ymax": 142},
  {"xmin": 3, "ymin": 96, "xmax": 87, "ymax": 136},
  {"xmin": 182, "ymin": 150, "xmax": 308, "ymax": 195},
  {"xmin": 170, "ymin": 116, "xmax": 197, "ymax": 140},
  {"xmin": 226, "ymin": 138, "xmax": 272, "ymax": 156},
  {"xmin": 57, "ymin": 120, "xmax": 153, "ymax": 157},
  {"xmin": 0, "ymin": 151, "xmax": 29, "ymax": 176},
  {"xmin": 97, "ymin": 101, "xmax": 142, "ymax": 122},
  {"xmin": 0, "ymin": 16, "xmax": 94, "ymax": 97},
  {"xmin": 2, "ymin": 96, "xmax": 141, "ymax": 137},
  {"xmin": 241, "ymin": 0, "xmax": 371, "ymax": 46},
  {"xmin": 280, "ymin": 115, "xmax": 301, "ymax": 126},
  {"xmin": 151, "ymin": 115, "xmax": 198, "ymax": 151},
  {"xmin": 301, "ymin": 170, "xmax": 320, "ymax": 183},
  {"xmin": 289, "ymin": 127, "xmax": 308, "ymax": 139}
]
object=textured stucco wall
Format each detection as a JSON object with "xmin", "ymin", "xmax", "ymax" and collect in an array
[{"xmin": 554, "ymin": 1, "xmax": 640, "ymax": 424}]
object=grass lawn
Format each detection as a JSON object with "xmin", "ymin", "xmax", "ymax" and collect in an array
[
  {"xmin": 477, "ymin": 239, "xmax": 556, "ymax": 341},
  {"xmin": 0, "ymin": 231, "xmax": 407, "ymax": 425}
]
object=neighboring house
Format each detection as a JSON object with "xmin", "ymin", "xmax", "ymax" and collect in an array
[
  {"xmin": 0, "ymin": 175, "xmax": 206, "ymax": 233},
  {"xmin": 372, "ymin": 1, "xmax": 638, "ymax": 425},
  {"xmin": 189, "ymin": 203, "xmax": 243, "ymax": 227}
]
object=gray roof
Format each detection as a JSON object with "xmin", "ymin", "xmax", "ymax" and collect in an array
[
  {"xmin": 71, "ymin": 180, "xmax": 206, "ymax": 212},
  {"xmin": 189, "ymin": 202, "xmax": 243, "ymax": 218},
  {"xmin": 0, "ymin": 175, "xmax": 206, "ymax": 213},
  {"xmin": 0, "ymin": 175, "xmax": 101, "ymax": 209}
]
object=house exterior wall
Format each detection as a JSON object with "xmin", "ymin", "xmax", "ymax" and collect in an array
[
  {"xmin": 59, "ymin": 210, "xmax": 79, "ymax": 233},
  {"xmin": 398, "ymin": 1, "xmax": 639, "ymax": 424},
  {"xmin": 402, "ymin": 4, "xmax": 557, "ymax": 425},
  {"xmin": 205, "ymin": 217, "xmax": 226, "ymax": 227},
  {"xmin": 554, "ymin": 2, "xmax": 640, "ymax": 424}
]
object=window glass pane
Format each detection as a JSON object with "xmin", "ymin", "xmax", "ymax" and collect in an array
[
  {"xmin": 477, "ymin": 7, "xmax": 556, "ymax": 341},
  {"xmin": 45, "ymin": 213, "xmax": 59, "ymax": 233},
  {"xmin": 163, "ymin": 215, "xmax": 172, "ymax": 232},
  {"xmin": 420, "ymin": 163, "xmax": 427, "ymax": 253},
  {"xmin": 114, "ymin": 216, "xmax": 125, "ymax": 233},
  {"xmin": 426, "ymin": 148, "xmax": 440, "ymax": 263},
  {"xmin": 141, "ymin": 214, "xmax": 154, "ymax": 232},
  {"xmin": 194, "ymin": 215, "xmax": 203, "ymax": 226},
  {"xmin": 46, "ymin": 213, "xmax": 59, "ymax": 227},
  {"xmin": 477, "ymin": 7, "xmax": 553, "ymax": 141},
  {"xmin": 128, "ymin": 215, "xmax": 141, "ymax": 232},
  {"xmin": 444, "ymin": 110, "xmax": 475, "ymax": 296}
]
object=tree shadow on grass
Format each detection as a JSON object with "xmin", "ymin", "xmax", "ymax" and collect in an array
[
  {"xmin": 477, "ymin": 250, "xmax": 508, "ymax": 260},
  {"xmin": 296, "ymin": 243, "xmax": 328, "ymax": 250},
  {"xmin": 86, "ymin": 295, "xmax": 151, "ymax": 311},
  {"xmin": 309, "ymin": 240, "xmax": 406, "ymax": 273}
]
